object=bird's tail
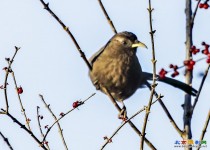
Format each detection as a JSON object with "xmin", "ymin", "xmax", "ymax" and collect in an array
[{"xmin": 142, "ymin": 72, "xmax": 197, "ymax": 96}]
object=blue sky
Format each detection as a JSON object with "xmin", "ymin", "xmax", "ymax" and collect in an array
[{"xmin": 0, "ymin": 0, "xmax": 210, "ymax": 150}]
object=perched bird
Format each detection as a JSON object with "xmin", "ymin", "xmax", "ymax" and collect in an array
[{"xmin": 89, "ymin": 31, "xmax": 197, "ymax": 117}]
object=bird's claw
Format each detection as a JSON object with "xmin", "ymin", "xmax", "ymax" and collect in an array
[{"xmin": 118, "ymin": 106, "xmax": 128, "ymax": 121}]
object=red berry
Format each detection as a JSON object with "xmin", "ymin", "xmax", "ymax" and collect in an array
[
  {"xmin": 203, "ymin": 3, "xmax": 209, "ymax": 9},
  {"xmin": 17, "ymin": 86, "xmax": 23, "ymax": 94},
  {"xmin": 169, "ymin": 64, "xmax": 174, "ymax": 68},
  {"xmin": 191, "ymin": 46, "xmax": 196, "ymax": 50},
  {"xmin": 205, "ymin": 44, "xmax": 209, "ymax": 49},
  {"xmin": 159, "ymin": 68, "xmax": 167, "ymax": 79},
  {"xmin": 199, "ymin": 3, "xmax": 204, "ymax": 8},
  {"xmin": 173, "ymin": 65, "xmax": 178, "ymax": 70},
  {"xmin": 2, "ymin": 67, "xmax": 8, "ymax": 70},
  {"xmin": 189, "ymin": 60, "xmax": 195, "ymax": 65},
  {"xmin": 187, "ymin": 65, "xmax": 194, "ymax": 71},
  {"xmin": 202, "ymin": 49, "xmax": 209, "ymax": 55},
  {"xmin": 174, "ymin": 71, "xmax": 179, "ymax": 76},
  {"xmin": 206, "ymin": 59, "xmax": 210, "ymax": 64},
  {"xmin": 196, "ymin": 49, "xmax": 200, "ymax": 53},
  {"xmin": 202, "ymin": 42, "xmax": 206, "ymax": 45},
  {"xmin": 72, "ymin": 101, "xmax": 79, "ymax": 108},
  {"xmin": 171, "ymin": 73, "xmax": 176, "ymax": 78},
  {"xmin": 60, "ymin": 112, "xmax": 64, "ymax": 116}
]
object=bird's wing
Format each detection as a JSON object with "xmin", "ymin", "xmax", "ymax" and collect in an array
[
  {"xmin": 89, "ymin": 41, "xmax": 111, "ymax": 66},
  {"xmin": 142, "ymin": 72, "xmax": 198, "ymax": 96}
]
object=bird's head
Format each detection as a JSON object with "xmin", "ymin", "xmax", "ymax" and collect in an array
[{"xmin": 109, "ymin": 31, "xmax": 147, "ymax": 53}]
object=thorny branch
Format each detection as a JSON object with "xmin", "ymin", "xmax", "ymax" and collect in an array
[
  {"xmin": 197, "ymin": 110, "xmax": 210, "ymax": 150},
  {"xmin": 192, "ymin": 64, "xmax": 210, "ymax": 112},
  {"xmin": 140, "ymin": 1, "xmax": 157, "ymax": 149},
  {"xmin": 101, "ymin": 95, "xmax": 162, "ymax": 150},
  {"xmin": 39, "ymin": 95, "xmax": 68, "ymax": 150},
  {"xmin": 41, "ymin": 93, "xmax": 95, "ymax": 143},
  {"xmin": 0, "ymin": 131, "xmax": 14, "ymax": 150},
  {"xmin": 2, "ymin": 46, "xmax": 20, "ymax": 113},
  {"xmin": 11, "ymin": 71, "xmax": 31, "ymax": 131},
  {"xmin": 37, "ymin": 106, "xmax": 51, "ymax": 150},
  {"xmin": 97, "ymin": 0, "xmax": 117, "ymax": 34},
  {"xmin": 1, "ymin": 109, "xmax": 47, "ymax": 150}
]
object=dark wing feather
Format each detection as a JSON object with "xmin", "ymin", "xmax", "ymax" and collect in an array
[{"xmin": 142, "ymin": 72, "xmax": 197, "ymax": 96}]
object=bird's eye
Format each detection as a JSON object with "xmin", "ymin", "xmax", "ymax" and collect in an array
[{"xmin": 121, "ymin": 41, "xmax": 127, "ymax": 45}]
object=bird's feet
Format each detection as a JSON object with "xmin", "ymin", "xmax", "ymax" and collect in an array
[{"xmin": 118, "ymin": 105, "xmax": 128, "ymax": 121}]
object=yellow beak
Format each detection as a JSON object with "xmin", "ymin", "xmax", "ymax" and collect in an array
[{"xmin": 131, "ymin": 41, "xmax": 148, "ymax": 49}]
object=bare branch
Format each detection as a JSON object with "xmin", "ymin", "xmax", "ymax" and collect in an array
[
  {"xmin": 140, "ymin": 1, "xmax": 157, "ymax": 149},
  {"xmin": 39, "ymin": 95, "xmax": 68, "ymax": 150},
  {"xmin": 11, "ymin": 71, "xmax": 31, "ymax": 131},
  {"xmin": 191, "ymin": 0, "xmax": 201, "ymax": 28},
  {"xmin": 101, "ymin": 87, "xmax": 156, "ymax": 149},
  {"xmin": 197, "ymin": 110, "xmax": 210, "ymax": 150},
  {"xmin": 41, "ymin": 93, "xmax": 95, "ymax": 143},
  {"xmin": 39, "ymin": 0, "xmax": 92, "ymax": 70},
  {"xmin": 97, "ymin": 0, "xmax": 117, "ymax": 34},
  {"xmin": 145, "ymin": 82, "xmax": 184, "ymax": 137},
  {"xmin": 1, "ymin": 109, "xmax": 47, "ymax": 150},
  {"xmin": 3, "ymin": 46, "xmax": 20, "ymax": 113},
  {"xmin": 0, "ymin": 131, "xmax": 14, "ymax": 150},
  {"xmin": 101, "ymin": 96, "xmax": 161, "ymax": 150},
  {"xmin": 37, "ymin": 106, "xmax": 51, "ymax": 150},
  {"xmin": 192, "ymin": 64, "xmax": 210, "ymax": 112}
]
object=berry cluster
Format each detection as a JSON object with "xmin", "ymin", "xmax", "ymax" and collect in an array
[
  {"xmin": 184, "ymin": 59, "xmax": 196, "ymax": 71},
  {"xmin": 201, "ymin": 42, "xmax": 210, "ymax": 63},
  {"xmin": 190, "ymin": 46, "xmax": 200, "ymax": 55},
  {"xmin": 169, "ymin": 64, "xmax": 179, "ymax": 78},
  {"xmin": 159, "ymin": 68, "xmax": 168, "ymax": 79},
  {"xmin": 199, "ymin": 2, "xmax": 209, "ymax": 9}
]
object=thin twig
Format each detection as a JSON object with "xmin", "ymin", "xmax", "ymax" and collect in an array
[
  {"xmin": 41, "ymin": 93, "xmax": 95, "ymax": 143},
  {"xmin": 101, "ymin": 87, "xmax": 156, "ymax": 150},
  {"xmin": 140, "ymin": 1, "xmax": 157, "ymax": 149},
  {"xmin": 11, "ymin": 71, "xmax": 31, "ymax": 131},
  {"xmin": 3, "ymin": 46, "xmax": 20, "ymax": 113},
  {"xmin": 97, "ymin": 0, "xmax": 117, "ymax": 34},
  {"xmin": 1, "ymin": 109, "xmax": 47, "ymax": 150},
  {"xmin": 145, "ymin": 83, "xmax": 184, "ymax": 137},
  {"xmin": 0, "ymin": 131, "xmax": 14, "ymax": 150},
  {"xmin": 39, "ymin": 95, "xmax": 68, "ymax": 150},
  {"xmin": 191, "ymin": 0, "xmax": 201, "ymax": 28},
  {"xmin": 101, "ymin": 96, "xmax": 161, "ymax": 150},
  {"xmin": 192, "ymin": 64, "xmax": 210, "ymax": 112},
  {"xmin": 197, "ymin": 110, "xmax": 210, "ymax": 150},
  {"xmin": 39, "ymin": 0, "xmax": 92, "ymax": 70},
  {"xmin": 37, "ymin": 106, "xmax": 51, "ymax": 150}
]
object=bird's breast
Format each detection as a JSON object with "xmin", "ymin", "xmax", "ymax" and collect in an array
[{"xmin": 90, "ymin": 53, "xmax": 142, "ymax": 101}]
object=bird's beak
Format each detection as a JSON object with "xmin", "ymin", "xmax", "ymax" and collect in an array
[{"xmin": 131, "ymin": 41, "xmax": 148, "ymax": 49}]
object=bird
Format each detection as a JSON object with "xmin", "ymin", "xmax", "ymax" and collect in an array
[{"xmin": 88, "ymin": 31, "xmax": 197, "ymax": 118}]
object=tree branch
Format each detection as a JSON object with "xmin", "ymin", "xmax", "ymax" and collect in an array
[
  {"xmin": 39, "ymin": 95, "xmax": 68, "ymax": 150},
  {"xmin": 39, "ymin": 0, "xmax": 92, "ymax": 70},
  {"xmin": 1, "ymin": 109, "xmax": 47, "ymax": 150},
  {"xmin": 41, "ymin": 93, "xmax": 95, "ymax": 143},
  {"xmin": 140, "ymin": 1, "xmax": 157, "ymax": 149},
  {"xmin": 97, "ymin": 0, "xmax": 117, "ymax": 34},
  {"xmin": 0, "ymin": 131, "xmax": 14, "ymax": 150},
  {"xmin": 197, "ymin": 110, "xmax": 210, "ymax": 150}
]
